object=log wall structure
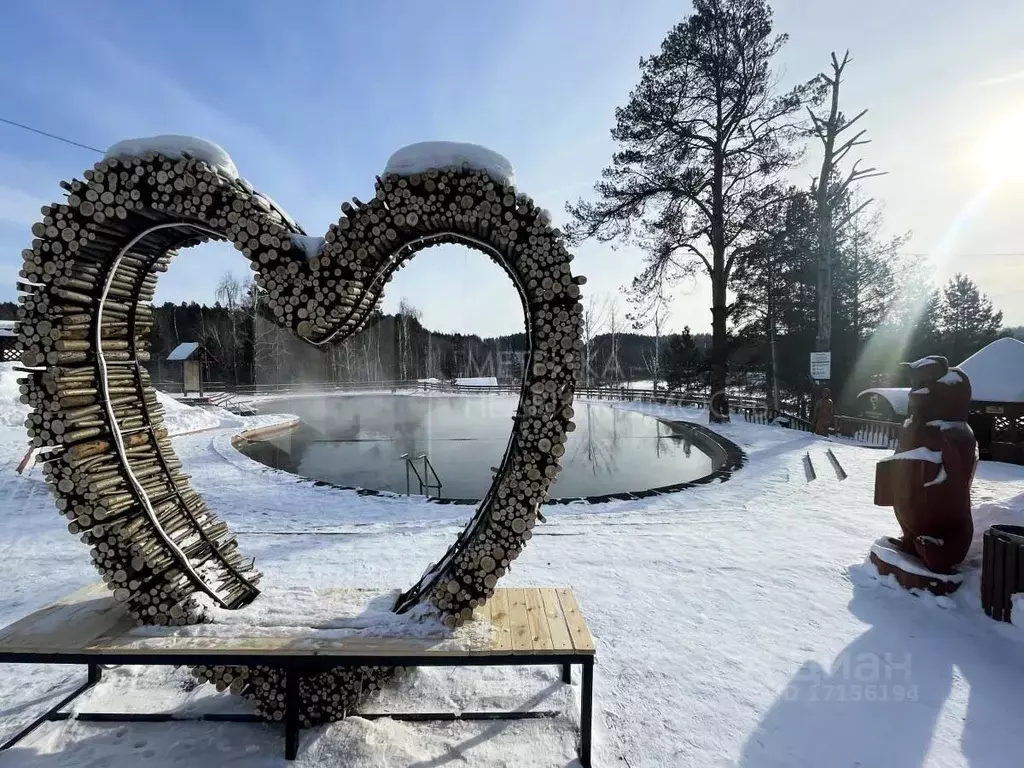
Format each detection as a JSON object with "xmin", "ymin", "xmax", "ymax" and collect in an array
[{"xmin": 15, "ymin": 140, "xmax": 583, "ymax": 725}]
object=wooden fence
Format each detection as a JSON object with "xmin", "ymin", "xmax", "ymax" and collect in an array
[{"xmin": 833, "ymin": 415, "xmax": 901, "ymax": 448}]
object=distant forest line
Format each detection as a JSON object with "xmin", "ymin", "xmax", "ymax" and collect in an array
[{"xmin": 3, "ymin": 294, "xmax": 1019, "ymax": 414}]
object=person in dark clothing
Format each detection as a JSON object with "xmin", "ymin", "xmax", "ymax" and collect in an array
[{"xmin": 813, "ymin": 387, "xmax": 836, "ymax": 436}]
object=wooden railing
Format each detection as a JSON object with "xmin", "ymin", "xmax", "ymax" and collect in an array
[
  {"xmin": 737, "ymin": 406, "xmax": 814, "ymax": 432},
  {"xmin": 833, "ymin": 415, "xmax": 901, "ymax": 448},
  {"xmin": 154, "ymin": 379, "xmax": 421, "ymax": 396},
  {"xmin": 418, "ymin": 382, "xmax": 768, "ymax": 412}
]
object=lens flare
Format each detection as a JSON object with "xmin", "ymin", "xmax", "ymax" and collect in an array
[{"xmin": 976, "ymin": 111, "xmax": 1024, "ymax": 181}]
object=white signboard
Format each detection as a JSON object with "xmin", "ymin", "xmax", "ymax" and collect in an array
[{"xmin": 810, "ymin": 351, "xmax": 831, "ymax": 380}]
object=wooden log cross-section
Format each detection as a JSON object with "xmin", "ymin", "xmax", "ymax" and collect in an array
[
  {"xmin": 13, "ymin": 137, "xmax": 584, "ymax": 725},
  {"xmin": 0, "ymin": 584, "xmax": 597, "ymax": 766}
]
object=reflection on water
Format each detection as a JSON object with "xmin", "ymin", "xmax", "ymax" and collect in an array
[{"xmin": 239, "ymin": 396, "xmax": 719, "ymax": 500}]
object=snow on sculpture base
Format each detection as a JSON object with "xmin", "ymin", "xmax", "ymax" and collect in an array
[{"xmin": 868, "ymin": 537, "xmax": 963, "ymax": 596}]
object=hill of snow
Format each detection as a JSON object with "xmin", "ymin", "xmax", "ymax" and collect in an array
[{"xmin": 154, "ymin": 391, "xmax": 222, "ymax": 435}]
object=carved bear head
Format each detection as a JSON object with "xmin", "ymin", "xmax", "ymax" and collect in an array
[{"xmin": 902, "ymin": 355, "xmax": 973, "ymax": 422}]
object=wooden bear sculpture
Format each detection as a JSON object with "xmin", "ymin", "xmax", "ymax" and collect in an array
[{"xmin": 874, "ymin": 355, "xmax": 978, "ymax": 574}]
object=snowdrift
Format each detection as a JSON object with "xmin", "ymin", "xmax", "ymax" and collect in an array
[
  {"xmin": 0, "ymin": 363, "xmax": 27, "ymax": 428},
  {"xmin": 2, "ymin": 363, "xmax": 219, "ymax": 436},
  {"xmin": 155, "ymin": 391, "xmax": 221, "ymax": 435}
]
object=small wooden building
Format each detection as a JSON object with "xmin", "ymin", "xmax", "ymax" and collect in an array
[
  {"xmin": 167, "ymin": 342, "xmax": 205, "ymax": 398},
  {"xmin": 0, "ymin": 321, "xmax": 16, "ymax": 363},
  {"xmin": 960, "ymin": 338, "xmax": 1024, "ymax": 464},
  {"xmin": 855, "ymin": 387, "xmax": 910, "ymax": 422}
]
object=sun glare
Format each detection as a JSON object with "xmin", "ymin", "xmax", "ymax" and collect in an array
[{"xmin": 977, "ymin": 111, "xmax": 1024, "ymax": 180}]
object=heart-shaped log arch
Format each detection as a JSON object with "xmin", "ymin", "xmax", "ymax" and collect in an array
[{"xmin": 16, "ymin": 138, "xmax": 583, "ymax": 723}]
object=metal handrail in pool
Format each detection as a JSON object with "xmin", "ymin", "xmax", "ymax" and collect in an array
[{"xmin": 401, "ymin": 453, "xmax": 443, "ymax": 498}]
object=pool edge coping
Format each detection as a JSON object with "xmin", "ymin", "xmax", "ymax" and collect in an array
[{"xmin": 229, "ymin": 405, "xmax": 747, "ymax": 506}]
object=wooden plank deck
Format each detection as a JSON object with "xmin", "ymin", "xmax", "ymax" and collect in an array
[
  {"xmin": 555, "ymin": 587, "xmax": 595, "ymax": 653},
  {"xmin": 489, "ymin": 589, "xmax": 513, "ymax": 653},
  {"xmin": 0, "ymin": 585, "xmax": 595, "ymax": 659}
]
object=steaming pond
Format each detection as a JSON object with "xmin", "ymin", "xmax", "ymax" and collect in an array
[{"xmin": 238, "ymin": 395, "xmax": 722, "ymax": 501}]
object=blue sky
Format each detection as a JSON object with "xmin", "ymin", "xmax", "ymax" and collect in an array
[{"xmin": 2, "ymin": 0, "xmax": 1023, "ymax": 337}]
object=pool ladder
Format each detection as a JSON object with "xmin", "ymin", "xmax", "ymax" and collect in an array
[{"xmin": 401, "ymin": 453, "xmax": 443, "ymax": 498}]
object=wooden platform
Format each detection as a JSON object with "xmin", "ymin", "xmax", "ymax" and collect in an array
[
  {"xmin": 0, "ymin": 584, "xmax": 596, "ymax": 765},
  {"xmin": 0, "ymin": 584, "xmax": 595, "ymax": 660}
]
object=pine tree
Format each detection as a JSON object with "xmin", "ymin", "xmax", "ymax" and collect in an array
[
  {"xmin": 908, "ymin": 290, "xmax": 942, "ymax": 360},
  {"xmin": 664, "ymin": 327, "xmax": 704, "ymax": 392},
  {"xmin": 938, "ymin": 273, "xmax": 1003, "ymax": 364},
  {"xmin": 732, "ymin": 183, "xmax": 918, "ymax": 406},
  {"xmin": 832, "ymin": 199, "xmax": 909, "ymax": 343},
  {"xmin": 567, "ymin": 0, "xmax": 816, "ymax": 422},
  {"xmin": 732, "ymin": 189, "xmax": 817, "ymax": 405},
  {"xmin": 828, "ymin": 196, "xmax": 910, "ymax": 397}
]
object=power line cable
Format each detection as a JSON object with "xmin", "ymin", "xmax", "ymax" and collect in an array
[
  {"xmin": 2, "ymin": 116, "xmax": 1023, "ymax": 259},
  {"xmin": 901, "ymin": 252, "xmax": 1024, "ymax": 258},
  {"xmin": 0, "ymin": 115, "xmax": 103, "ymax": 154}
]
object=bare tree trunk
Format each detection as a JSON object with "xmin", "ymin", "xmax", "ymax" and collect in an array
[
  {"xmin": 361, "ymin": 332, "xmax": 372, "ymax": 381},
  {"xmin": 608, "ymin": 298, "xmax": 620, "ymax": 383},
  {"xmin": 652, "ymin": 310, "xmax": 661, "ymax": 393},
  {"xmin": 814, "ymin": 83, "xmax": 839, "ymax": 362},
  {"xmin": 852, "ymin": 232, "xmax": 861, "ymax": 342},
  {"xmin": 770, "ymin": 315, "xmax": 780, "ymax": 411},
  {"xmin": 710, "ymin": 268, "xmax": 729, "ymax": 422},
  {"xmin": 583, "ymin": 294, "xmax": 610, "ymax": 388},
  {"xmin": 709, "ymin": 137, "xmax": 730, "ymax": 424},
  {"xmin": 809, "ymin": 51, "xmax": 884, "ymax": 384}
]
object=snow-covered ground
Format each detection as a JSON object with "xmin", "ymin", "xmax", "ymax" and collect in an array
[
  {"xmin": 154, "ymin": 390, "xmax": 224, "ymax": 435},
  {"xmin": 1, "ymin": 362, "xmax": 1023, "ymax": 766}
]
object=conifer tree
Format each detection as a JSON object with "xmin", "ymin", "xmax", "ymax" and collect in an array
[{"xmin": 567, "ymin": 0, "xmax": 816, "ymax": 421}]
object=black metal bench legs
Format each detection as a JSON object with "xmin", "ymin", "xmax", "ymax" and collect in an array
[
  {"xmin": 580, "ymin": 658, "xmax": 594, "ymax": 768},
  {"xmin": 0, "ymin": 663, "xmax": 103, "ymax": 752},
  {"xmin": 285, "ymin": 668, "xmax": 300, "ymax": 760},
  {"xmin": 0, "ymin": 661, "xmax": 593, "ymax": 765},
  {"xmin": 557, "ymin": 659, "xmax": 594, "ymax": 768}
]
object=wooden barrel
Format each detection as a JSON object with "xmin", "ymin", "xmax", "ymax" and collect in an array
[{"xmin": 981, "ymin": 525, "xmax": 1024, "ymax": 622}]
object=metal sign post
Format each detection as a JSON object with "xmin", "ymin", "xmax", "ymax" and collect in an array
[{"xmin": 810, "ymin": 351, "xmax": 831, "ymax": 381}]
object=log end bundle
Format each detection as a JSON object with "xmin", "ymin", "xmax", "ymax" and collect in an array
[{"xmin": 17, "ymin": 146, "xmax": 582, "ymax": 725}]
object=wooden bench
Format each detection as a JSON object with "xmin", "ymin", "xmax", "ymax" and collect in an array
[{"xmin": 0, "ymin": 584, "xmax": 596, "ymax": 765}]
